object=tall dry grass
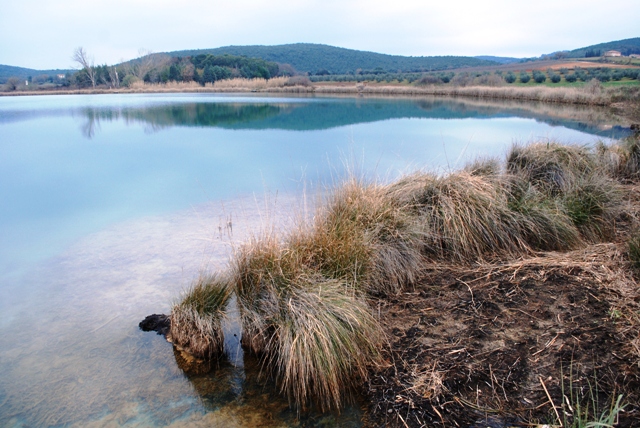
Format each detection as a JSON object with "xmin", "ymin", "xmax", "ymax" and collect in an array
[
  {"xmin": 507, "ymin": 142, "xmax": 621, "ymax": 242},
  {"xmin": 170, "ymin": 137, "xmax": 637, "ymax": 413}
]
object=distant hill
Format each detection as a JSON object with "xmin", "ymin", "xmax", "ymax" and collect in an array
[
  {"xmin": 0, "ymin": 64, "xmax": 71, "ymax": 83},
  {"xmin": 167, "ymin": 43, "xmax": 498, "ymax": 74},
  {"xmin": 566, "ymin": 37, "xmax": 640, "ymax": 58},
  {"xmin": 474, "ymin": 56, "xmax": 521, "ymax": 64}
]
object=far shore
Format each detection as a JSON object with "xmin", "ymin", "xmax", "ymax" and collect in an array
[{"xmin": 3, "ymin": 79, "xmax": 639, "ymax": 121}]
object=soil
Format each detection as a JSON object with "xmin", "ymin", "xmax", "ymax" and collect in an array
[{"xmin": 364, "ymin": 240, "xmax": 640, "ymax": 426}]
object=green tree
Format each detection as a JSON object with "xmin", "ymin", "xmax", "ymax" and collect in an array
[
  {"xmin": 169, "ymin": 64, "xmax": 181, "ymax": 82},
  {"xmin": 203, "ymin": 65, "xmax": 215, "ymax": 84},
  {"xmin": 504, "ymin": 72, "xmax": 516, "ymax": 83}
]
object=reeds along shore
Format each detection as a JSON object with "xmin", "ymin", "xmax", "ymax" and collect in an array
[
  {"xmin": 6, "ymin": 78, "xmax": 639, "ymax": 111},
  {"xmin": 169, "ymin": 136, "xmax": 640, "ymax": 412}
]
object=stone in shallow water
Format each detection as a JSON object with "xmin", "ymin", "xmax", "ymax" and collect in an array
[{"xmin": 139, "ymin": 313, "xmax": 171, "ymax": 336}]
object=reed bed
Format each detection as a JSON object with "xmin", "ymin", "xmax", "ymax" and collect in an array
[
  {"xmin": 170, "ymin": 137, "xmax": 637, "ymax": 413},
  {"xmin": 312, "ymin": 84, "xmax": 612, "ymax": 105}
]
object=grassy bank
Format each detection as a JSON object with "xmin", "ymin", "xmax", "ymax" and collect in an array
[
  {"xmin": 170, "ymin": 135, "xmax": 640, "ymax": 424},
  {"xmin": 3, "ymin": 78, "xmax": 639, "ymax": 116}
]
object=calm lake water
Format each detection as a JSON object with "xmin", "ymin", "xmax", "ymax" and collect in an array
[{"xmin": 0, "ymin": 93, "xmax": 631, "ymax": 427}]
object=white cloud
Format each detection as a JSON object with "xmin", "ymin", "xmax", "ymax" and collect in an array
[{"xmin": 1, "ymin": 0, "xmax": 638, "ymax": 69}]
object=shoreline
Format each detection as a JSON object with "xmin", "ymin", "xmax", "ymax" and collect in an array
[
  {"xmin": 0, "ymin": 81, "xmax": 626, "ymax": 105},
  {"xmin": 3, "ymin": 82, "xmax": 638, "ymax": 122}
]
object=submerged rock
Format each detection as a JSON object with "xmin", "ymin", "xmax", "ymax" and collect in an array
[{"xmin": 139, "ymin": 314, "xmax": 171, "ymax": 336}]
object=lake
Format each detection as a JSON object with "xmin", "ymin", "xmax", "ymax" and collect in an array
[{"xmin": 0, "ymin": 93, "xmax": 631, "ymax": 427}]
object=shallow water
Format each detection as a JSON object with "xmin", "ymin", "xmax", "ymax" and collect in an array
[{"xmin": 0, "ymin": 93, "xmax": 630, "ymax": 427}]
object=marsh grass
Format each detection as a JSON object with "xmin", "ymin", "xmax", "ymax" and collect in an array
[
  {"xmin": 597, "ymin": 136, "xmax": 640, "ymax": 182},
  {"xmin": 507, "ymin": 142, "xmax": 621, "ymax": 242},
  {"xmin": 230, "ymin": 233, "xmax": 385, "ymax": 411},
  {"xmin": 169, "ymin": 274, "xmax": 232, "ymax": 358},
  {"xmin": 171, "ymin": 138, "xmax": 638, "ymax": 413},
  {"xmin": 560, "ymin": 364, "xmax": 627, "ymax": 428}
]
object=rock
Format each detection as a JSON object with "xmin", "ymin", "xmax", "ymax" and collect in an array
[{"xmin": 139, "ymin": 314, "xmax": 171, "ymax": 336}]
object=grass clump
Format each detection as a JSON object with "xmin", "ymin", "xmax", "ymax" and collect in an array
[
  {"xmin": 387, "ymin": 171, "xmax": 529, "ymax": 262},
  {"xmin": 597, "ymin": 135, "xmax": 640, "ymax": 182},
  {"xmin": 507, "ymin": 142, "xmax": 620, "ymax": 242},
  {"xmin": 264, "ymin": 281, "xmax": 381, "ymax": 412},
  {"xmin": 231, "ymin": 233, "xmax": 384, "ymax": 411},
  {"xmin": 169, "ymin": 274, "xmax": 232, "ymax": 359}
]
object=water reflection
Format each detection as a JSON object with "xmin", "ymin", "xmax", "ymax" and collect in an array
[{"xmin": 69, "ymin": 96, "xmax": 633, "ymax": 139}]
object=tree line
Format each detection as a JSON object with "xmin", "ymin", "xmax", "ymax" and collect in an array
[
  {"xmin": 69, "ymin": 47, "xmax": 285, "ymax": 88},
  {"xmin": 307, "ymin": 67, "xmax": 640, "ymax": 85}
]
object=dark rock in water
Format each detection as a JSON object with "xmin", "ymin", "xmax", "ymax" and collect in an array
[{"xmin": 139, "ymin": 314, "xmax": 171, "ymax": 336}]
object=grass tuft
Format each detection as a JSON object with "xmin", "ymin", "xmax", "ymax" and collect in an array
[
  {"xmin": 387, "ymin": 171, "xmax": 529, "ymax": 262},
  {"xmin": 169, "ymin": 274, "xmax": 232, "ymax": 359}
]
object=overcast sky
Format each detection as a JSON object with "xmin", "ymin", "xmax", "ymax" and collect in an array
[{"xmin": 1, "ymin": 0, "xmax": 638, "ymax": 70}]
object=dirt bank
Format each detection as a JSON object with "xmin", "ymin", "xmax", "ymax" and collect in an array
[{"xmin": 364, "ymin": 187, "xmax": 640, "ymax": 427}]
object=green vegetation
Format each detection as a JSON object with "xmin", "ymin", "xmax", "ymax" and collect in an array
[
  {"xmin": 567, "ymin": 37, "xmax": 640, "ymax": 58},
  {"xmin": 171, "ymin": 134, "xmax": 640, "ymax": 413},
  {"xmin": 0, "ymin": 64, "xmax": 71, "ymax": 85},
  {"xmin": 168, "ymin": 43, "xmax": 498, "ymax": 75}
]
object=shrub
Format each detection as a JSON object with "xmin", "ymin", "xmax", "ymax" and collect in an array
[
  {"xmin": 505, "ymin": 72, "xmax": 517, "ymax": 84},
  {"xmin": 451, "ymin": 73, "xmax": 472, "ymax": 87},
  {"xmin": 565, "ymin": 73, "xmax": 578, "ymax": 83},
  {"xmin": 417, "ymin": 75, "xmax": 442, "ymax": 85},
  {"xmin": 284, "ymin": 76, "xmax": 312, "ymax": 86},
  {"xmin": 550, "ymin": 74, "xmax": 562, "ymax": 83},
  {"xmin": 625, "ymin": 69, "xmax": 639, "ymax": 80},
  {"xmin": 585, "ymin": 78, "xmax": 603, "ymax": 94},
  {"xmin": 121, "ymin": 74, "xmax": 140, "ymax": 88},
  {"xmin": 520, "ymin": 72, "xmax": 531, "ymax": 83},
  {"xmin": 473, "ymin": 74, "xmax": 505, "ymax": 86},
  {"xmin": 534, "ymin": 72, "xmax": 547, "ymax": 83},
  {"xmin": 576, "ymin": 70, "xmax": 589, "ymax": 82},
  {"xmin": 612, "ymin": 70, "xmax": 625, "ymax": 81}
]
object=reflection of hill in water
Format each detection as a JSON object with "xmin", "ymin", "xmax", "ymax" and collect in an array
[{"xmin": 78, "ymin": 97, "xmax": 632, "ymax": 139}]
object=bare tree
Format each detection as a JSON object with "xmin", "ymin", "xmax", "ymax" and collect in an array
[
  {"xmin": 107, "ymin": 66, "xmax": 120, "ymax": 88},
  {"xmin": 72, "ymin": 47, "xmax": 97, "ymax": 88},
  {"xmin": 134, "ymin": 48, "xmax": 155, "ymax": 80}
]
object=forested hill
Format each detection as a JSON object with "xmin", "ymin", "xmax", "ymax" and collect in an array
[
  {"xmin": 567, "ymin": 37, "xmax": 640, "ymax": 58},
  {"xmin": 0, "ymin": 64, "xmax": 71, "ymax": 83},
  {"xmin": 167, "ymin": 43, "xmax": 498, "ymax": 74}
]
